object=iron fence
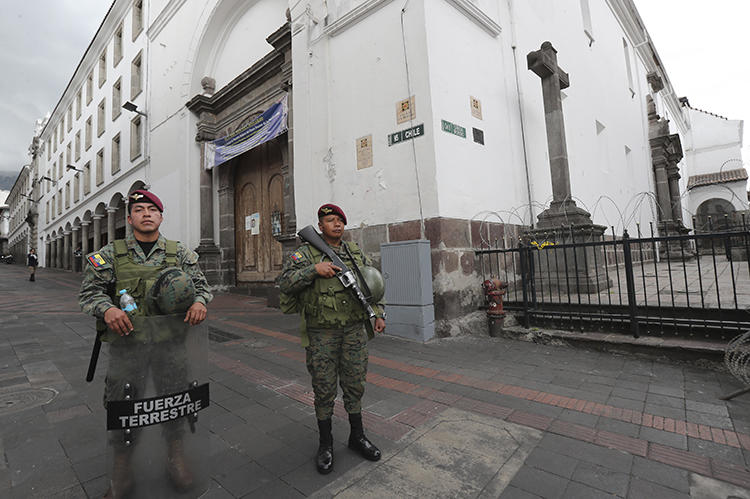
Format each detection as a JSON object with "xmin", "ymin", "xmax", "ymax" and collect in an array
[{"xmin": 476, "ymin": 222, "xmax": 750, "ymax": 341}]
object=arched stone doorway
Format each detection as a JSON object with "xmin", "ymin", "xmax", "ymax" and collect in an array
[
  {"xmin": 186, "ymin": 17, "xmax": 294, "ymax": 295},
  {"xmin": 696, "ymin": 198, "xmax": 736, "ymax": 232}
]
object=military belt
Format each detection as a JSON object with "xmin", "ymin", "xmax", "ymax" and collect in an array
[{"xmin": 307, "ymin": 323, "xmax": 363, "ymax": 334}]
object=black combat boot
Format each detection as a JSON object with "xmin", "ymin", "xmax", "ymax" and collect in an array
[
  {"xmin": 347, "ymin": 412, "xmax": 381, "ymax": 461},
  {"xmin": 166, "ymin": 439, "xmax": 194, "ymax": 491},
  {"xmin": 29, "ymin": 274, "xmax": 34, "ymax": 282},
  {"xmin": 103, "ymin": 449, "xmax": 134, "ymax": 498},
  {"xmin": 316, "ymin": 418, "xmax": 334, "ymax": 474}
]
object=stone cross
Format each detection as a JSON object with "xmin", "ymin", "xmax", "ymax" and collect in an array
[{"xmin": 527, "ymin": 41, "xmax": 572, "ymax": 205}]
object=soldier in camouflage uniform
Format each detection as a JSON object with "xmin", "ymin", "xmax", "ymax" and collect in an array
[
  {"xmin": 277, "ymin": 204, "xmax": 386, "ymax": 474},
  {"xmin": 79, "ymin": 190, "xmax": 213, "ymax": 498}
]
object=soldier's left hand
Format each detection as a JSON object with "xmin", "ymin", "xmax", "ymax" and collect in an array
[
  {"xmin": 374, "ymin": 318, "xmax": 386, "ymax": 333},
  {"xmin": 185, "ymin": 302, "xmax": 207, "ymax": 325}
]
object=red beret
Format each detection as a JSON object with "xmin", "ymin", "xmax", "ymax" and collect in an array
[
  {"xmin": 317, "ymin": 203, "xmax": 346, "ymax": 224},
  {"xmin": 128, "ymin": 189, "xmax": 163, "ymax": 212}
]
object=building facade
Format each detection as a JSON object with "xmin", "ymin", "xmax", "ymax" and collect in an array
[
  {"xmin": 6, "ymin": 167, "xmax": 33, "ymax": 263},
  {"xmin": 28, "ymin": 0, "xmax": 745, "ymax": 336}
]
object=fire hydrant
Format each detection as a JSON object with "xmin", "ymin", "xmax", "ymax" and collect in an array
[{"xmin": 483, "ymin": 278, "xmax": 508, "ymax": 336}]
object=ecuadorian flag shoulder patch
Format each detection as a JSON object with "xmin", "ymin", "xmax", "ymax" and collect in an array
[
  {"xmin": 290, "ymin": 251, "xmax": 303, "ymax": 262},
  {"xmin": 88, "ymin": 253, "xmax": 107, "ymax": 268}
]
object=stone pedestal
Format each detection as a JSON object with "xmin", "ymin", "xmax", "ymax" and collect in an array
[
  {"xmin": 81, "ymin": 222, "xmax": 90, "ymax": 257},
  {"xmin": 63, "ymin": 231, "xmax": 71, "ymax": 270},
  {"xmin": 657, "ymin": 220, "xmax": 693, "ymax": 259},
  {"xmin": 106, "ymin": 208, "xmax": 116, "ymax": 244},
  {"xmin": 534, "ymin": 199, "xmax": 597, "ymax": 230},
  {"xmin": 93, "ymin": 215, "xmax": 103, "ymax": 252},
  {"xmin": 525, "ymin": 224, "xmax": 611, "ymax": 294},
  {"xmin": 195, "ymin": 242, "xmax": 222, "ymax": 286},
  {"xmin": 71, "ymin": 228, "xmax": 80, "ymax": 271}
]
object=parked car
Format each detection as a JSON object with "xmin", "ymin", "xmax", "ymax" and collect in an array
[{"xmin": 1, "ymin": 254, "xmax": 14, "ymax": 264}]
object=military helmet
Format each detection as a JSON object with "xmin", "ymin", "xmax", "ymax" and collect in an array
[
  {"xmin": 359, "ymin": 266, "xmax": 385, "ymax": 303},
  {"xmin": 150, "ymin": 267, "xmax": 196, "ymax": 314}
]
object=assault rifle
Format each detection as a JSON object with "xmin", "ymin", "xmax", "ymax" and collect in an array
[{"xmin": 298, "ymin": 225, "xmax": 376, "ymax": 319}]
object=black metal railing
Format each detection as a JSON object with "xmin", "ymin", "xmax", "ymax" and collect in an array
[{"xmin": 476, "ymin": 222, "xmax": 750, "ymax": 341}]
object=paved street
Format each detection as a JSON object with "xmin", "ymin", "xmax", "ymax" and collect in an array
[{"xmin": 1, "ymin": 264, "xmax": 750, "ymax": 498}]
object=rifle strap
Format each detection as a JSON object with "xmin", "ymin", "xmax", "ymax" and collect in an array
[{"xmin": 343, "ymin": 243, "xmax": 372, "ymax": 298}]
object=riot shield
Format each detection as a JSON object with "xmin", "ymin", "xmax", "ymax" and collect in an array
[{"xmin": 104, "ymin": 314, "xmax": 210, "ymax": 498}]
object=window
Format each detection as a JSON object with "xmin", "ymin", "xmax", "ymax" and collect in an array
[
  {"xmin": 53, "ymin": 135, "xmax": 57, "ymax": 153},
  {"xmin": 86, "ymin": 72, "xmax": 94, "ymax": 105},
  {"xmin": 47, "ymin": 139, "xmax": 51, "ymax": 160},
  {"xmin": 131, "ymin": 51, "xmax": 142, "ymax": 99},
  {"xmin": 74, "ymin": 174, "xmax": 80, "ymax": 203},
  {"xmin": 46, "ymin": 169, "xmax": 51, "ymax": 193},
  {"xmin": 85, "ymin": 116, "xmax": 92, "ymax": 150},
  {"xmin": 130, "ymin": 116, "xmax": 142, "ymax": 160},
  {"xmin": 75, "ymin": 131, "xmax": 81, "ymax": 161},
  {"xmin": 51, "ymin": 195, "xmax": 56, "ymax": 219},
  {"xmin": 114, "ymin": 24, "xmax": 123, "ymax": 66},
  {"xmin": 45, "ymin": 202, "xmax": 49, "ymax": 224},
  {"xmin": 84, "ymin": 162, "xmax": 91, "ymax": 194},
  {"xmin": 66, "ymin": 142, "xmax": 71, "ymax": 166},
  {"xmin": 132, "ymin": 1, "xmax": 143, "ymax": 41},
  {"xmin": 65, "ymin": 181, "xmax": 70, "ymax": 209},
  {"xmin": 112, "ymin": 78, "xmax": 122, "ymax": 120},
  {"xmin": 59, "ymin": 123, "xmax": 64, "ymax": 144},
  {"xmin": 96, "ymin": 148, "xmax": 104, "ymax": 186},
  {"xmin": 58, "ymin": 190, "xmax": 62, "ymax": 214},
  {"xmin": 76, "ymin": 89, "xmax": 82, "ymax": 118},
  {"xmin": 112, "ymin": 134, "xmax": 121, "ymax": 174},
  {"xmin": 623, "ymin": 38, "xmax": 634, "ymax": 97},
  {"xmin": 98, "ymin": 51, "xmax": 107, "ymax": 87},
  {"xmin": 97, "ymin": 98, "xmax": 106, "ymax": 137},
  {"xmin": 67, "ymin": 106, "xmax": 73, "ymax": 131},
  {"xmin": 580, "ymin": 0, "xmax": 594, "ymax": 45},
  {"xmin": 58, "ymin": 154, "xmax": 64, "ymax": 179}
]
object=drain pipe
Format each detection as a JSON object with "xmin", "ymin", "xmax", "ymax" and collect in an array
[{"xmin": 508, "ymin": 0, "xmax": 535, "ymax": 228}]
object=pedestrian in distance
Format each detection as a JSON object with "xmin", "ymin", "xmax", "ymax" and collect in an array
[
  {"xmin": 277, "ymin": 203, "xmax": 386, "ymax": 474},
  {"xmin": 27, "ymin": 248, "xmax": 38, "ymax": 281},
  {"xmin": 78, "ymin": 189, "xmax": 213, "ymax": 498}
]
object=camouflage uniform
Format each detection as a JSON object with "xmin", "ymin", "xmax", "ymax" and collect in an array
[
  {"xmin": 79, "ymin": 232, "xmax": 213, "ymax": 445},
  {"xmin": 277, "ymin": 241, "xmax": 384, "ymax": 420},
  {"xmin": 79, "ymin": 233, "xmax": 212, "ymax": 321}
]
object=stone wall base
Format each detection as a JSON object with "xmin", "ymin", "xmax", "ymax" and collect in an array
[{"xmin": 341, "ymin": 216, "xmax": 523, "ymax": 338}]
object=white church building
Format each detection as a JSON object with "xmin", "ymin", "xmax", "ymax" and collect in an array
[{"xmin": 24, "ymin": 0, "xmax": 745, "ymax": 336}]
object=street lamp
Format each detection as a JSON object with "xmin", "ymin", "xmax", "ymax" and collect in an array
[
  {"xmin": 20, "ymin": 194, "xmax": 41, "ymax": 204},
  {"xmin": 122, "ymin": 101, "xmax": 147, "ymax": 117},
  {"xmin": 66, "ymin": 164, "xmax": 84, "ymax": 173}
]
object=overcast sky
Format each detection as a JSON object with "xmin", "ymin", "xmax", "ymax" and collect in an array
[
  {"xmin": 0, "ymin": 1, "xmax": 747, "ymax": 181},
  {"xmin": 634, "ymin": 0, "xmax": 749, "ymax": 163},
  {"xmin": 0, "ymin": 1, "xmax": 112, "ymax": 176}
]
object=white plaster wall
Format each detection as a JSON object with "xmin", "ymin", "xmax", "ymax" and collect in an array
[
  {"xmin": 684, "ymin": 109, "xmax": 744, "ymax": 177},
  {"xmin": 291, "ymin": 0, "xmax": 439, "ymax": 230},
  {"xmin": 506, "ymin": 0, "xmax": 656, "ymax": 232},
  {"xmin": 147, "ymin": 0, "xmax": 287, "ymax": 249},
  {"xmin": 423, "ymin": 0, "xmax": 529, "ymax": 224},
  {"xmin": 291, "ymin": 0, "xmax": 667, "ymax": 235}
]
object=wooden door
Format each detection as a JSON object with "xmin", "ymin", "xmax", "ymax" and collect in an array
[{"xmin": 234, "ymin": 140, "xmax": 284, "ymax": 282}]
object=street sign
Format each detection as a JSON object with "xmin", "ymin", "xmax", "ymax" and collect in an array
[
  {"xmin": 441, "ymin": 120, "xmax": 466, "ymax": 138},
  {"xmin": 388, "ymin": 124, "xmax": 425, "ymax": 146}
]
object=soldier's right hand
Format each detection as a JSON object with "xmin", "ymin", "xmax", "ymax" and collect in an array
[
  {"xmin": 315, "ymin": 261, "xmax": 341, "ymax": 278},
  {"xmin": 104, "ymin": 307, "xmax": 134, "ymax": 336}
]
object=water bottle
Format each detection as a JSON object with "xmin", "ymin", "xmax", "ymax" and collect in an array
[{"xmin": 119, "ymin": 289, "xmax": 138, "ymax": 314}]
